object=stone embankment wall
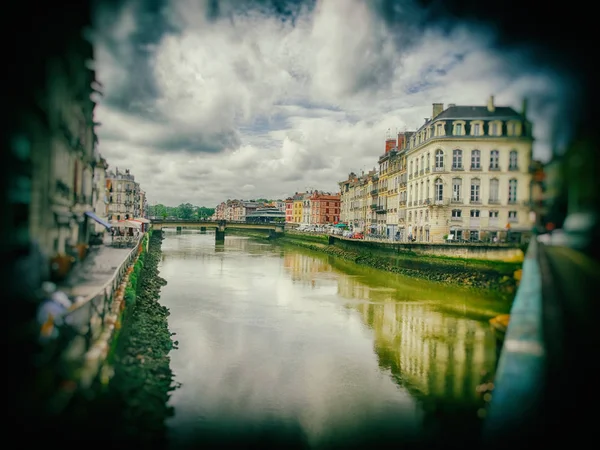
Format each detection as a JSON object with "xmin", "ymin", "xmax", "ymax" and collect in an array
[
  {"xmin": 55, "ymin": 230, "xmax": 176, "ymax": 447},
  {"xmin": 278, "ymin": 232, "xmax": 523, "ymax": 295}
]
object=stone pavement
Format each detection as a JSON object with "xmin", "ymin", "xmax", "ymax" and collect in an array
[{"xmin": 57, "ymin": 235, "xmax": 138, "ymax": 298}]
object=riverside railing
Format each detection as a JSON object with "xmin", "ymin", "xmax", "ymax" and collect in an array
[{"xmin": 52, "ymin": 234, "xmax": 145, "ymax": 398}]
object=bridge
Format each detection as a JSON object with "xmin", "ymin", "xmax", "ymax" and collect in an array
[{"xmin": 150, "ymin": 219, "xmax": 285, "ymax": 241}]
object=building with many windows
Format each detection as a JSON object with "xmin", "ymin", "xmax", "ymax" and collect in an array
[
  {"xmin": 106, "ymin": 168, "xmax": 142, "ymax": 220},
  {"xmin": 404, "ymin": 97, "xmax": 533, "ymax": 243}
]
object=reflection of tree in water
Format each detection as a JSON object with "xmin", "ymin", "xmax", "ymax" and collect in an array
[{"xmin": 354, "ymin": 300, "xmax": 496, "ymax": 445}]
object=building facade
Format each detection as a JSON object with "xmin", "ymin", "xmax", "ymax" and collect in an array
[
  {"xmin": 106, "ymin": 168, "xmax": 142, "ymax": 221},
  {"xmin": 404, "ymin": 98, "xmax": 533, "ymax": 243},
  {"xmin": 309, "ymin": 191, "xmax": 341, "ymax": 224}
]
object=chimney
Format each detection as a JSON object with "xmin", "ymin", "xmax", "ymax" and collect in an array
[
  {"xmin": 487, "ymin": 95, "xmax": 495, "ymax": 112},
  {"xmin": 432, "ymin": 103, "xmax": 444, "ymax": 119},
  {"xmin": 521, "ymin": 97, "xmax": 528, "ymax": 117},
  {"xmin": 397, "ymin": 133, "xmax": 405, "ymax": 149}
]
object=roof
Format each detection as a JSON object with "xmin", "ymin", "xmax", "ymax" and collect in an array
[{"xmin": 434, "ymin": 105, "xmax": 523, "ymax": 121}]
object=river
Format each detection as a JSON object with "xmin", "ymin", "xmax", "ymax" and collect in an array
[{"xmin": 158, "ymin": 231, "xmax": 501, "ymax": 449}]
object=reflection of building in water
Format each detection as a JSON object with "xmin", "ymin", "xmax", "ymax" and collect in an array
[
  {"xmin": 354, "ymin": 300, "xmax": 494, "ymax": 404},
  {"xmin": 283, "ymin": 252, "xmax": 333, "ymax": 283}
]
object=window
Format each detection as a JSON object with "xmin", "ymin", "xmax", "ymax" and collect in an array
[
  {"xmin": 452, "ymin": 209, "xmax": 462, "ymax": 218},
  {"xmin": 435, "ymin": 178, "xmax": 443, "ymax": 201},
  {"xmin": 455, "ymin": 123, "xmax": 462, "ymax": 135},
  {"xmin": 452, "ymin": 149, "xmax": 463, "ymax": 169},
  {"xmin": 471, "ymin": 150, "xmax": 481, "ymax": 169},
  {"xmin": 426, "ymin": 153, "xmax": 430, "ymax": 170},
  {"xmin": 426, "ymin": 180, "xmax": 430, "ymax": 199},
  {"xmin": 490, "ymin": 150, "xmax": 500, "ymax": 170},
  {"xmin": 470, "ymin": 209, "xmax": 480, "ymax": 217},
  {"xmin": 508, "ymin": 179, "xmax": 518, "ymax": 203},
  {"xmin": 509, "ymin": 150, "xmax": 518, "ymax": 170},
  {"xmin": 508, "ymin": 210, "xmax": 518, "ymax": 222},
  {"xmin": 420, "ymin": 155, "xmax": 424, "ymax": 172},
  {"xmin": 473, "ymin": 123, "xmax": 481, "ymax": 136},
  {"xmin": 470, "ymin": 178, "xmax": 481, "ymax": 203},
  {"xmin": 489, "ymin": 178, "xmax": 499, "ymax": 203},
  {"xmin": 507, "ymin": 122, "xmax": 515, "ymax": 136},
  {"xmin": 490, "ymin": 122, "xmax": 499, "ymax": 136},
  {"xmin": 489, "ymin": 210, "xmax": 499, "ymax": 218},
  {"xmin": 435, "ymin": 149, "xmax": 444, "ymax": 169},
  {"xmin": 452, "ymin": 178, "xmax": 462, "ymax": 202}
]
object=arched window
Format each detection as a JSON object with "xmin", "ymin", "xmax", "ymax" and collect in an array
[
  {"xmin": 426, "ymin": 179, "xmax": 430, "ymax": 199},
  {"xmin": 490, "ymin": 150, "xmax": 500, "ymax": 170},
  {"xmin": 471, "ymin": 150, "xmax": 481, "ymax": 170},
  {"xmin": 435, "ymin": 178, "xmax": 443, "ymax": 202},
  {"xmin": 509, "ymin": 178, "xmax": 518, "ymax": 203},
  {"xmin": 509, "ymin": 150, "xmax": 518, "ymax": 170},
  {"xmin": 452, "ymin": 149, "xmax": 463, "ymax": 169},
  {"xmin": 435, "ymin": 149, "xmax": 444, "ymax": 170},
  {"xmin": 489, "ymin": 178, "xmax": 499, "ymax": 203}
]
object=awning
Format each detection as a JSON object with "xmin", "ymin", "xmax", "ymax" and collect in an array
[{"xmin": 85, "ymin": 211, "xmax": 112, "ymax": 230}]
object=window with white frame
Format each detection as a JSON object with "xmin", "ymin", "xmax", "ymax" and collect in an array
[
  {"xmin": 509, "ymin": 150, "xmax": 518, "ymax": 170},
  {"xmin": 435, "ymin": 178, "xmax": 443, "ymax": 201},
  {"xmin": 436, "ymin": 123, "xmax": 443, "ymax": 136},
  {"xmin": 508, "ymin": 210, "xmax": 517, "ymax": 221},
  {"xmin": 470, "ymin": 209, "xmax": 480, "ymax": 217},
  {"xmin": 470, "ymin": 178, "xmax": 481, "ymax": 202},
  {"xmin": 489, "ymin": 210, "xmax": 499, "ymax": 218},
  {"xmin": 472, "ymin": 123, "xmax": 481, "ymax": 136},
  {"xmin": 490, "ymin": 150, "xmax": 500, "ymax": 170},
  {"xmin": 452, "ymin": 149, "xmax": 463, "ymax": 169},
  {"xmin": 471, "ymin": 149, "xmax": 481, "ymax": 169},
  {"xmin": 455, "ymin": 123, "xmax": 462, "ymax": 135},
  {"xmin": 490, "ymin": 122, "xmax": 499, "ymax": 136},
  {"xmin": 508, "ymin": 179, "xmax": 518, "ymax": 203},
  {"xmin": 451, "ymin": 209, "xmax": 462, "ymax": 218},
  {"xmin": 489, "ymin": 178, "xmax": 499, "ymax": 203},
  {"xmin": 435, "ymin": 149, "xmax": 444, "ymax": 169},
  {"xmin": 452, "ymin": 178, "xmax": 462, "ymax": 201}
]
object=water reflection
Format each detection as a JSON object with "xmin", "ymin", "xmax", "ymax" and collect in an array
[{"xmin": 160, "ymin": 232, "xmax": 497, "ymax": 449}]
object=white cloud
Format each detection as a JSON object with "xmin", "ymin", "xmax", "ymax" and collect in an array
[{"xmin": 94, "ymin": 0, "xmax": 567, "ymax": 207}]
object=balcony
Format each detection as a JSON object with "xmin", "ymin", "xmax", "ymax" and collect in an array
[
  {"xmin": 375, "ymin": 206, "xmax": 386, "ymax": 214},
  {"xmin": 450, "ymin": 197, "xmax": 463, "ymax": 204},
  {"xmin": 488, "ymin": 198, "xmax": 501, "ymax": 205},
  {"xmin": 470, "ymin": 165, "xmax": 482, "ymax": 171},
  {"xmin": 433, "ymin": 166, "xmax": 445, "ymax": 172},
  {"xmin": 508, "ymin": 165, "xmax": 519, "ymax": 171},
  {"xmin": 400, "ymin": 181, "xmax": 407, "ymax": 187},
  {"xmin": 451, "ymin": 216, "xmax": 463, "ymax": 222},
  {"xmin": 371, "ymin": 189, "xmax": 378, "ymax": 195},
  {"xmin": 423, "ymin": 198, "xmax": 431, "ymax": 205},
  {"xmin": 489, "ymin": 165, "xmax": 501, "ymax": 171},
  {"xmin": 451, "ymin": 165, "xmax": 464, "ymax": 171},
  {"xmin": 419, "ymin": 169, "xmax": 424, "ymax": 175},
  {"xmin": 425, "ymin": 167, "xmax": 430, "ymax": 173},
  {"xmin": 470, "ymin": 199, "xmax": 482, "ymax": 205},
  {"xmin": 370, "ymin": 204, "xmax": 378, "ymax": 209},
  {"xmin": 399, "ymin": 200, "xmax": 406, "ymax": 207},
  {"xmin": 508, "ymin": 216, "xmax": 518, "ymax": 223},
  {"xmin": 431, "ymin": 197, "xmax": 450, "ymax": 206}
]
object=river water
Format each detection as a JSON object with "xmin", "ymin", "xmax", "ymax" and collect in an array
[{"xmin": 158, "ymin": 231, "xmax": 501, "ymax": 449}]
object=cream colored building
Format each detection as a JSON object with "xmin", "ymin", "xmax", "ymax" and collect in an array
[
  {"xmin": 404, "ymin": 97, "xmax": 534, "ymax": 243},
  {"xmin": 106, "ymin": 168, "xmax": 142, "ymax": 220}
]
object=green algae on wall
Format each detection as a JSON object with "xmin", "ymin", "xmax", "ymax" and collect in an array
[{"xmin": 54, "ymin": 230, "xmax": 177, "ymax": 448}]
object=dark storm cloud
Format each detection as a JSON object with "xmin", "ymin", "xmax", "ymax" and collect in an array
[
  {"xmin": 205, "ymin": 0, "xmax": 316, "ymax": 24},
  {"xmin": 154, "ymin": 130, "xmax": 242, "ymax": 154},
  {"xmin": 93, "ymin": 0, "xmax": 178, "ymax": 114}
]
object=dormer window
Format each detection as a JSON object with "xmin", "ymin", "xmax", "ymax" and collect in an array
[
  {"xmin": 455, "ymin": 123, "xmax": 462, "ymax": 135},
  {"xmin": 472, "ymin": 123, "xmax": 481, "ymax": 136},
  {"xmin": 436, "ymin": 124, "xmax": 443, "ymax": 136},
  {"xmin": 489, "ymin": 121, "xmax": 501, "ymax": 136}
]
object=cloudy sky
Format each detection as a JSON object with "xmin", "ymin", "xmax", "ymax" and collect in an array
[{"xmin": 92, "ymin": 0, "xmax": 572, "ymax": 208}]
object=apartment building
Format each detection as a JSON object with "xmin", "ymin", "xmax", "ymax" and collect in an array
[
  {"xmin": 404, "ymin": 97, "xmax": 533, "ymax": 243},
  {"xmin": 309, "ymin": 191, "xmax": 341, "ymax": 224},
  {"xmin": 106, "ymin": 168, "xmax": 142, "ymax": 220}
]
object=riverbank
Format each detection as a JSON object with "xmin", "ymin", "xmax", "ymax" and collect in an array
[
  {"xmin": 45, "ymin": 230, "xmax": 177, "ymax": 447},
  {"xmin": 227, "ymin": 229, "xmax": 521, "ymax": 301}
]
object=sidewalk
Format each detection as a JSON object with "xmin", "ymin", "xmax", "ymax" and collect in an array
[{"xmin": 57, "ymin": 235, "xmax": 137, "ymax": 299}]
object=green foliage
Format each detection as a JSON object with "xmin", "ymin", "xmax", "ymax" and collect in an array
[{"xmin": 147, "ymin": 203, "xmax": 215, "ymax": 220}]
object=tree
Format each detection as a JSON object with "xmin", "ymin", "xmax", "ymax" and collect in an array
[{"xmin": 177, "ymin": 203, "xmax": 194, "ymax": 220}]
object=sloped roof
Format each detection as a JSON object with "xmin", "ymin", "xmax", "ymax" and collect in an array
[{"xmin": 435, "ymin": 105, "xmax": 523, "ymax": 121}]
